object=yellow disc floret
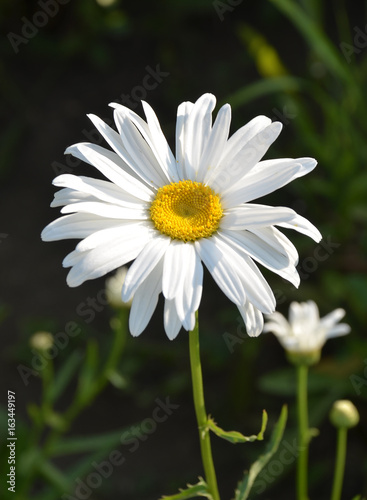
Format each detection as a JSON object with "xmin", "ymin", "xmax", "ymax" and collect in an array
[{"xmin": 150, "ymin": 180, "xmax": 223, "ymax": 242}]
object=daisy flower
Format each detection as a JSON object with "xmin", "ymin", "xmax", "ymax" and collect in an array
[
  {"xmin": 263, "ymin": 300, "xmax": 351, "ymax": 354},
  {"xmin": 42, "ymin": 93, "xmax": 321, "ymax": 339}
]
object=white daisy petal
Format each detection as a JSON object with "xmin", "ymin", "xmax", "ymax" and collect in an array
[
  {"xmin": 176, "ymin": 100, "xmax": 194, "ymax": 180},
  {"xmin": 41, "ymin": 213, "xmax": 127, "ymax": 241},
  {"xmin": 326, "ymin": 324, "xmax": 351, "ymax": 338},
  {"xmin": 221, "ymin": 115, "xmax": 272, "ymax": 162},
  {"xmin": 320, "ymin": 308, "xmax": 346, "ymax": 328},
  {"xmin": 195, "ymin": 237, "xmax": 246, "ymax": 306},
  {"xmin": 111, "ymin": 102, "xmax": 178, "ymax": 182},
  {"xmin": 62, "ymin": 249, "xmax": 86, "ymax": 268},
  {"xmin": 122, "ymin": 235, "xmax": 171, "ymax": 302},
  {"xmin": 52, "ymin": 174, "xmax": 144, "ymax": 208},
  {"xmin": 182, "ymin": 93, "xmax": 216, "ymax": 180},
  {"xmin": 253, "ymin": 156, "xmax": 317, "ymax": 180},
  {"xmin": 88, "ymin": 113, "xmax": 167, "ymax": 187},
  {"xmin": 51, "ymin": 188, "xmax": 96, "ymax": 208},
  {"xmin": 263, "ymin": 311, "xmax": 292, "ymax": 336},
  {"xmin": 112, "ymin": 109, "xmax": 170, "ymax": 185},
  {"xmin": 210, "ymin": 121, "xmax": 283, "ymax": 194},
  {"xmin": 74, "ymin": 222, "xmax": 151, "ymax": 252},
  {"xmin": 221, "ymin": 204, "xmax": 297, "ymax": 230},
  {"xmin": 85, "ymin": 114, "xmax": 141, "ymax": 181},
  {"xmin": 116, "ymin": 112, "xmax": 169, "ymax": 186},
  {"xmin": 278, "ymin": 213, "xmax": 322, "ymax": 242},
  {"xmin": 65, "ymin": 142, "xmax": 154, "ymax": 201},
  {"xmin": 250, "ymin": 226, "xmax": 299, "ymax": 265},
  {"xmin": 180, "ymin": 249, "xmax": 203, "ymax": 329},
  {"xmin": 222, "ymin": 157, "xmax": 317, "ymax": 207},
  {"xmin": 166, "ymin": 243, "xmax": 203, "ymax": 328},
  {"xmin": 142, "ymin": 101, "xmax": 179, "ymax": 181},
  {"xmin": 164, "ymin": 299, "xmax": 183, "ymax": 340},
  {"xmin": 237, "ymin": 302, "xmax": 264, "ymax": 337},
  {"xmin": 213, "ymin": 235, "xmax": 275, "ymax": 313},
  {"xmin": 218, "ymin": 229, "xmax": 300, "ymax": 287},
  {"xmin": 162, "ymin": 241, "xmax": 190, "ymax": 300},
  {"xmin": 196, "ymin": 103, "xmax": 231, "ymax": 182},
  {"xmin": 61, "ymin": 201, "xmax": 148, "ymax": 220},
  {"xmin": 182, "ymin": 311, "xmax": 196, "ymax": 332},
  {"xmin": 320, "ymin": 308, "xmax": 351, "ymax": 338},
  {"xmin": 65, "ymin": 223, "xmax": 152, "ymax": 287},
  {"xmin": 204, "ymin": 115, "xmax": 271, "ymax": 185},
  {"xmin": 129, "ymin": 258, "xmax": 163, "ymax": 337}
]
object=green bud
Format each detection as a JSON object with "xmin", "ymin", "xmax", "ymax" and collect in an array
[{"xmin": 329, "ymin": 400, "xmax": 360, "ymax": 428}]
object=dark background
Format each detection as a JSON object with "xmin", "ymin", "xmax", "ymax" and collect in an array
[{"xmin": 1, "ymin": 1, "xmax": 367, "ymax": 499}]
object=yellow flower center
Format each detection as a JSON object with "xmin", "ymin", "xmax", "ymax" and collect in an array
[{"xmin": 150, "ymin": 180, "xmax": 223, "ymax": 242}]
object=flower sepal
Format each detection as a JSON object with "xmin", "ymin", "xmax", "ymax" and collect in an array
[{"xmin": 286, "ymin": 348, "xmax": 321, "ymax": 366}]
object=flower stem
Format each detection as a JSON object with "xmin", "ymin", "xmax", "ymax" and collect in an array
[
  {"xmin": 296, "ymin": 363, "xmax": 309, "ymax": 500},
  {"xmin": 330, "ymin": 427, "xmax": 348, "ymax": 500},
  {"xmin": 189, "ymin": 314, "xmax": 220, "ymax": 500}
]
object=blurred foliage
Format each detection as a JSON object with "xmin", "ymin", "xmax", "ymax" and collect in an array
[
  {"xmin": 0, "ymin": 308, "xmax": 134, "ymax": 500},
  {"xmin": 1, "ymin": 0, "xmax": 367, "ymax": 499}
]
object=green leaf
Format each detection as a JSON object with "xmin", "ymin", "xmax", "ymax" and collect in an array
[
  {"xmin": 237, "ymin": 23, "xmax": 287, "ymax": 78},
  {"xmin": 27, "ymin": 403, "xmax": 42, "ymax": 427},
  {"xmin": 224, "ymin": 76, "xmax": 303, "ymax": 110},
  {"xmin": 44, "ymin": 410, "xmax": 68, "ymax": 432},
  {"xmin": 208, "ymin": 410, "xmax": 267, "ymax": 444},
  {"xmin": 76, "ymin": 339, "xmax": 100, "ymax": 403},
  {"xmin": 37, "ymin": 458, "xmax": 72, "ymax": 492},
  {"xmin": 269, "ymin": 0, "xmax": 354, "ymax": 86},
  {"xmin": 18, "ymin": 448, "xmax": 43, "ymax": 477},
  {"xmin": 46, "ymin": 426, "xmax": 134, "ymax": 456},
  {"xmin": 233, "ymin": 405, "xmax": 288, "ymax": 500},
  {"xmin": 160, "ymin": 477, "xmax": 212, "ymax": 499},
  {"xmin": 37, "ymin": 447, "xmax": 125, "ymax": 500},
  {"xmin": 48, "ymin": 350, "xmax": 83, "ymax": 404}
]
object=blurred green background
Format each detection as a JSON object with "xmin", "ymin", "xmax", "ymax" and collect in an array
[{"xmin": 0, "ymin": 0, "xmax": 366, "ymax": 499}]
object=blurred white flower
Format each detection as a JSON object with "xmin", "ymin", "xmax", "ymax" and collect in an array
[
  {"xmin": 105, "ymin": 266, "xmax": 132, "ymax": 309},
  {"xmin": 264, "ymin": 300, "xmax": 351, "ymax": 355}
]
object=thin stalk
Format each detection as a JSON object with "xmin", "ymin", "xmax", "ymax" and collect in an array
[
  {"xmin": 189, "ymin": 314, "xmax": 220, "ymax": 500},
  {"xmin": 45, "ymin": 309, "xmax": 128, "ymax": 451},
  {"xmin": 296, "ymin": 363, "xmax": 309, "ymax": 500},
  {"xmin": 66, "ymin": 308, "xmax": 128, "ymax": 422},
  {"xmin": 330, "ymin": 427, "xmax": 348, "ymax": 500}
]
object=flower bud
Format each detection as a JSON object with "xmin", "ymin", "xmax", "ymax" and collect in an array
[
  {"xmin": 105, "ymin": 267, "xmax": 132, "ymax": 309},
  {"xmin": 329, "ymin": 400, "xmax": 360, "ymax": 429},
  {"xmin": 30, "ymin": 331, "xmax": 54, "ymax": 351}
]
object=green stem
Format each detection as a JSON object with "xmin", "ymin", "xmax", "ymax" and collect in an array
[
  {"xmin": 45, "ymin": 310, "xmax": 128, "ymax": 452},
  {"xmin": 67, "ymin": 309, "xmax": 128, "ymax": 422},
  {"xmin": 189, "ymin": 314, "xmax": 220, "ymax": 500},
  {"xmin": 296, "ymin": 363, "xmax": 309, "ymax": 500},
  {"xmin": 330, "ymin": 427, "xmax": 348, "ymax": 500},
  {"xmin": 97, "ymin": 308, "xmax": 129, "ymax": 392}
]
